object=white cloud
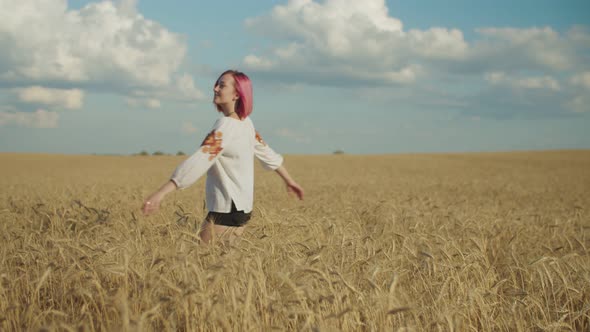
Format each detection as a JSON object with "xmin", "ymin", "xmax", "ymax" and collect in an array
[
  {"xmin": 125, "ymin": 73, "xmax": 204, "ymax": 105},
  {"xmin": 0, "ymin": 109, "xmax": 59, "ymax": 128},
  {"xmin": 117, "ymin": 0, "xmax": 138, "ymax": 16},
  {"xmin": 242, "ymin": 0, "xmax": 588, "ymax": 118},
  {"xmin": 474, "ymin": 27, "xmax": 572, "ymax": 71},
  {"xmin": 567, "ymin": 25, "xmax": 590, "ymax": 45},
  {"xmin": 181, "ymin": 122, "xmax": 198, "ymax": 135},
  {"xmin": 244, "ymin": 0, "xmax": 466, "ymax": 85},
  {"xmin": 243, "ymin": 0, "xmax": 588, "ymax": 94},
  {"xmin": 175, "ymin": 74, "xmax": 205, "ymax": 101},
  {"xmin": 0, "ymin": 0, "xmax": 203, "ymax": 101},
  {"xmin": 407, "ymin": 27, "xmax": 468, "ymax": 59},
  {"xmin": 16, "ymin": 86, "xmax": 84, "ymax": 110},
  {"xmin": 244, "ymin": 55, "xmax": 275, "ymax": 70},
  {"xmin": 485, "ymin": 72, "xmax": 561, "ymax": 91}
]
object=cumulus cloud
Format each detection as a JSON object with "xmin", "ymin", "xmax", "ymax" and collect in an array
[
  {"xmin": 118, "ymin": 0, "xmax": 138, "ymax": 16},
  {"xmin": 485, "ymin": 72, "xmax": 561, "ymax": 91},
  {"xmin": 244, "ymin": 0, "xmax": 467, "ymax": 85},
  {"xmin": 243, "ymin": 55, "xmax": 275, "ymax": 71},
  {"xmin": 16, "ymin": 86, "xmax": 84, "ymax": 110},
  {"xmin": 461, "ymin": 26, "xmax": 588, "ymax": 75},
  {"xmin": 0, "ymin": 0, "xmax": 203, "ymax": 102},
  {"xmin": 124, "ymin": 74, "xmax": 204, "ymax": 105},
  {"xmin": 244, "ymin": 0, "xmax": 588, "ymax": 87},
  {"xmin": 242, "ymin": 0, "xmax": 589, "ymax": 117},
  {"xmin": 174, "ymin": 74, "xmax": 205, "ymax": 101},
  {"xmin": 0, "ymin": 109, "xmax": 59, "ymax": 128}
]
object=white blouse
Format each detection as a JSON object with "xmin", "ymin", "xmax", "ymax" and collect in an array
[{"xmin": 170, "ymin": 116, "xmax": 283, "ymax": 213}]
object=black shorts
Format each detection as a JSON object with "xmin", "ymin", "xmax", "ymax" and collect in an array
[{"xmin": 206, "ymin": 201, "xmax": 251, "ymax": 227}]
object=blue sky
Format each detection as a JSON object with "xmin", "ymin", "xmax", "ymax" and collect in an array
[{"xmin": 1, "ymin": 0, "xmax": 589, "ymax": 154}]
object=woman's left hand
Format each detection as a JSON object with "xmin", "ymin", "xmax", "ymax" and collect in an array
[
  {"xmin": 286, "ymin": 181, "xmax": 305, "ymax": 200},
  {"xmin": 141, "ymin": 181, "xmax": 178, "ymax": 216}
]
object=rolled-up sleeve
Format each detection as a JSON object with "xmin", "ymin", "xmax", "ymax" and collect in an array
[
  {"xmin": 171, "ymin": 119, "xmax": 230, "ymax": 189},
  {"xmin": 253, "ymin": 130, "xmax": 283, "ymax": 171}
]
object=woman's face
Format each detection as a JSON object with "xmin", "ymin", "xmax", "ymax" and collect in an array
[{"xmin": 213, "ymin": 73, "xmax": 238, "ymax": 107}]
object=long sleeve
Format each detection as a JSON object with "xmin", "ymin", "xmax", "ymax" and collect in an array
[
  {"xmin": 171, "ymin": 116, "xmax": 278, "ymax": 214},
  {"xmin": 170, "ymin": 119, "xmax": 232, "ymax": 189},
  {"xmin": 253, "ymin": 130, "xmax": 283, "ymax": 171}
]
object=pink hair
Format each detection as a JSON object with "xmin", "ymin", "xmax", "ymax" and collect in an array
[{"xmin": 214, "ymin": 70, "xmax": 253, "ymax": 119}]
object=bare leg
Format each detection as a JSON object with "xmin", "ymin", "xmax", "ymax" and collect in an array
[{"xmin": 199, "ymin": 220, "xmax": 245, "ymax": 245}]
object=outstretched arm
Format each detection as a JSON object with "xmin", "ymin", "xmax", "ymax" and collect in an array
[
  {"xmin": 275, "ymin": 165, "xmax": 304, "ymax": 200},
  {"xmin": 142, "ymin": 118, "xmax": 233, "ymax": 216},
  {"xmin": 253, "ymin": 127, "xmax": 303, "ymax": 200}
]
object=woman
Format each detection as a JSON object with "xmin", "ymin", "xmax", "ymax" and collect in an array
[{"xmin": 141, "ymin": 70, "xmax": 304, "ymax": 244}]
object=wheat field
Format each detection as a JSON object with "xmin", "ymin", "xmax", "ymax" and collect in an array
[{"xmin": 0, "ymin": 151, "xmax": 589, "ymax": 331}]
